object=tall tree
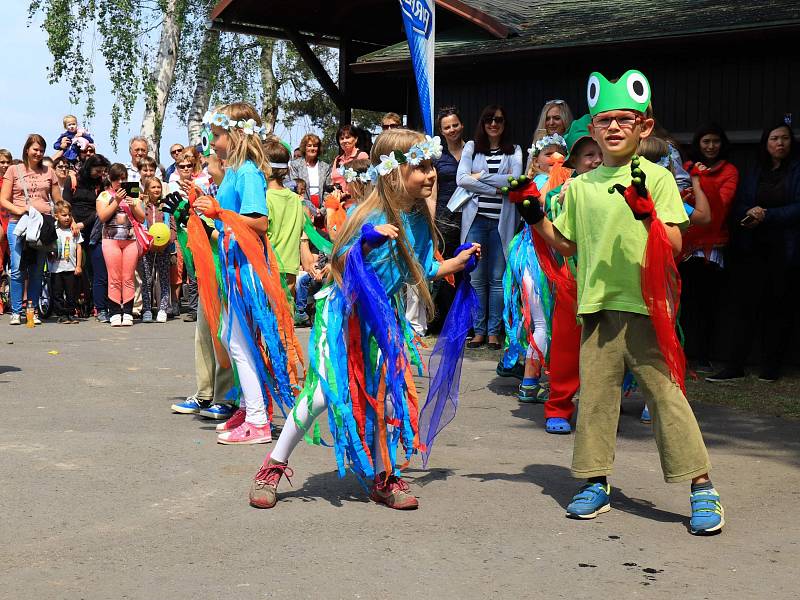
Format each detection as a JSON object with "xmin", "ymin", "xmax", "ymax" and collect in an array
[
  {"xmin": 259, "ymin": 39, "xmax": 278, "ymax": 133},
  {"xmin": 186, "ymin": 27, "xmax": 220, "ymax": 145}
]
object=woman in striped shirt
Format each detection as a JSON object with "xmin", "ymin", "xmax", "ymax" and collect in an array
[{"xmin": 456, "ymin": 105, "xmax": 523, "ymax": 348}]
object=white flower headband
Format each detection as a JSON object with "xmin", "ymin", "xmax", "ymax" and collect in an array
[
  {"xmin": 371, "ymin": 135, "xmax": 443, "ymax": 183},
  {"xmin": 338, "ymin": 165, "xmax": 372, "ymax": 184},
  {"xmin": 202, "ymin": 111, "xmax": 268, "ymax": 140},
  {"xmin": 530, "ymin": 133, "xmax": 567, "ymax": 156}
]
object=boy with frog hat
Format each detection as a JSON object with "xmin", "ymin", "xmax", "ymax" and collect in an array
[{"xmin": 510, "ymin": 69, "xmax": 724, "ymax": 535}]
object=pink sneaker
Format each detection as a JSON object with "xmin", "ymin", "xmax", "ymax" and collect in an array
[
  {"xmin": 216, "ymin": 408, "xmax": 246, "ymax": 432},
  {"xmin": 217, "ymin": 421, "xmax": 272, "ymax": 445}
]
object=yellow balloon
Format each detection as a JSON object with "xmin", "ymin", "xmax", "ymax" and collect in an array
[{"xmin": 149, "ymin": 222, "xmax": 170, "ymax": 247}]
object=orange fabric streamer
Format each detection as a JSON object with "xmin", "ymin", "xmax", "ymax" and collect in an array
[
  {"xmin": 324, "ymin": 194, "xmax": 347, "ymax": 240},
  {"xmin": 435, "ymin": 249, "xmax": 455, "ymax": 287},
  {"xmin": 541, "ymin": 152, "xmax": 572, "ymax": 197}
]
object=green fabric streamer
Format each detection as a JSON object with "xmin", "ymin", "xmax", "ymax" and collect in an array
[
  {"xmin": 176, "ymin": 228, "xmax": 195, "ymax": 277},
  {"xmin": 303, "ymin": 216, "xmax": 333, "ymax": 254}
]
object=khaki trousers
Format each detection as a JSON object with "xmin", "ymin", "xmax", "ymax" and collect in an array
[
  {"xmin": 195, "ymin": 302, "xmax": 235, "ymax": 404},
  {"xmin": 572, "ymin": 310, "xmax": 711, "ymax": 483}
]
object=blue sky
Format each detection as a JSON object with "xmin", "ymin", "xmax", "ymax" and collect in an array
[{"xmin": 1, "ymin": 3, "xmax": 298, "ymax": 165}]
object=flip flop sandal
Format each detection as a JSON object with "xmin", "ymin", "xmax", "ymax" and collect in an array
[{"xmin": 545, "ymin": 417, "xmax": 572, "ymax": 434}]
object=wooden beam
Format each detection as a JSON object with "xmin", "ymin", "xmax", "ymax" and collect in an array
[
  {"xmin": 209, "ymin": 20, "xmax": 340, "ymax": 48},
  {"xmin": 284, "ymin": 28, "xmax": 348, "ymax": 112},
  {"xmin": 435, "ymin": 0, "xmax": 510, "ymax": 38},
  {"xmin": 339, "ymin": 37, "xmax": 352, "ymax": 124}
]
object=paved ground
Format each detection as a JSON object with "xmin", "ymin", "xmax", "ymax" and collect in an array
[{"xmin": 1, "ymin": 317, "xmax": 798, "ymax": 599}]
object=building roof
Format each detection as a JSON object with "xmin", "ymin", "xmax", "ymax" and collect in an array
[{"xmin": 354, "ymin": 0, "xmax": 800, "ymax": 72}]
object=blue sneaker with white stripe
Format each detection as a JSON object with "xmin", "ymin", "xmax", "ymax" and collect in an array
[
  {"xmin": 171, "ymin": 395, "xmax": 206, "ymax": 414},
  {"xmin": 566, "ymin": 482, "xmax": 611, "ymax": 519},
  {"xmin": 199, "ymin": 403, "xmax": 235, "ymax": 420},
  {"xmin": 690, "ymin": 489, "xmax": 725, "ymax": 535}
]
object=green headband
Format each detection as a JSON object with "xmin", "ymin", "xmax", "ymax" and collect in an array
[{"xmin": 586, "ymin": 70, "xmax": 651, "ymax": 116}]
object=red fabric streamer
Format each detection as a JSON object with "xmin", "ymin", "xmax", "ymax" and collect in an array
[{"xmin": 641, "ymin": 214, "xmax": 687, "ymax": 394}]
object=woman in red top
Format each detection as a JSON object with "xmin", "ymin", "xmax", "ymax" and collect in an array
[
  {"xmin": 679, "ymin": 123, "xmax": 739, "ymax": 371},
  {"xmin": 330, "ymin": 124, "xmax": 370, "ymax": 192}
]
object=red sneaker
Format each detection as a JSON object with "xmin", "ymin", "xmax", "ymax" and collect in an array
[
  {"xmin": 217, "ymin": 421, "xmax": 272, "ymax": 445},
  {"xmin": 369, "ymin": 473, "xmax": 419, "ymax": 510},
  {"xmin": 216, "ymin": 408, "xmax": 246, "ymax": 432},
  {"xmin": 249, "ymin": 457, "xmax": 294, "ymax": 509}
]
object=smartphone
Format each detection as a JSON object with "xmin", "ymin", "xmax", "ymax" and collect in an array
[
  {"xmin": 122, "ymin": 182, "xmax": 140, "ymax": 198},
  {"xmin": 740, "ymin": 214, "xmax": 756, "ymax": 226}
]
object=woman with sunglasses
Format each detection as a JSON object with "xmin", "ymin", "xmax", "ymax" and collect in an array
[
  {"xmin": 53, "ymin": 156, "xmax": 77, "ymax": 197},
  {"xmin": 456, "ymin": 105, "xmax": 523, "ymax": 349},
  {"xmin": 525, "ymin": 100, "xmax": 574, "ymax": 172}
]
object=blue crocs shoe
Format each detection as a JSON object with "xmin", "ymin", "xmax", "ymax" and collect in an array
[
  {"xmin": 545, "ymin": 417, "xmax": 572, "ymax": 434},
  {"xmin": 199, "ymin": 403, "xmax": 235, "ymax": 420},
  {"xmin": 171, "ymin": 395, "xmax": 207, "ymax": 414},
  {"xmin": 640, "ymin": 405, "xmax": 652, "ymax": 424},
  {"xmin": 690, "ymin": 489, "xmax": 725, "ymax": 535},
  {"xmin": 566, "ymin": 482, "xmax": 611, "ymax": 519}
]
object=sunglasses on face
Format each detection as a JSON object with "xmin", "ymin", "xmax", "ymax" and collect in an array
[
  {"xmin": 382, "ymin": 123, "xmax": 401, "ymax": 130},
  {"xmin": 483, "ymin": 116, "xmax": 505, "ymax": 125},
  {"xmin": 177, "ymin": 163, "xmax": 193, "ymax": 169},
  {"xmin": 55, "ymin": 164, "xmax": 68, "ymax": 170},
  {"xmin": 171, "ymin": 148, "xmax": 184, "ymax": 155}
]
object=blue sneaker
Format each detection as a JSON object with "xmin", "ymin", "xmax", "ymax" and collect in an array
[
  {"xmin": 518, "ymin": 383, "xmax": 543, "ymax": 403},
  {"xmin": 566, "ymin": 482, "xmax": 611, "ymax": 519},
  {"xmin": 199, "ymin": 403, "xmax": 235, "ymax": 420},
  {"xmin": 690, "ymin": 489, "xmax": 725, "ymax": 535},
  {"xmin": 171, "ymin": 395, "xmax": 207, "ymax": 414}
]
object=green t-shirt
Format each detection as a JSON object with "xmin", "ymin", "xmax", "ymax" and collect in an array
[
  {"xmin": 266, "ymin": 187, "xmax": 304, "ymax": 275},
  {"xmin": 553, "ymin": 158, "xmax": 688, "ymax": 316}
]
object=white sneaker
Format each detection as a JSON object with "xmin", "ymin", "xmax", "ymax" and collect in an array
[
  {"xmin": 33, "ymin": 313, "xmax": 42, "ymax": 325},
  {"xmin": 9, "ymin": 314, "xmax": 21, "ymax": 325},
  {"xmin": 110, "ymin": 314, "xmax": 122, "ymax": 327},
  {"xmin": 122, "ymin": 314, "xmax": 134, "ymax": 327},
  {"xmin": 156, "ymin": 310, "xmax": 168, "ymax": 323}
]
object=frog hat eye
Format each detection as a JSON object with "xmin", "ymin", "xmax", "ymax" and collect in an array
[
  {"xmin": 625, "ymin": 71, "xmax": 650, "ymax": 105},
  {"xmin": 587, "ymin": 74, "xmax": 601, "ymax": 110}
]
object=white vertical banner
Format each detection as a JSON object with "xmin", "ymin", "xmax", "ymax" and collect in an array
[{"xmin": 399, "ymin": 0, "xmax": 435, "ymax": 135}]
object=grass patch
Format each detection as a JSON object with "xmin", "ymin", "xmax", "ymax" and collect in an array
[{"xmin": 686, "ymin": 373, "xmax": 800, "ymax": 420}]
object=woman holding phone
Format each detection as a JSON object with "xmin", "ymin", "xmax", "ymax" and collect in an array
[
  {"xmin": 96, "ymin": 163, "xmax": 145, "ymax": 326},
  {"xmin": 707, "ymin": 120, "xmax": 799, "ymax": 383}
]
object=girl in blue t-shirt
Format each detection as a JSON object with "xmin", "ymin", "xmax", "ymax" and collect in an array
[
  {"xmin": 191, "ymin": 102, "xmax": 301, "ymax": 445},
  {"xmin": 249, "ymin": 129, "xmax": 480, "ymax": 511}
]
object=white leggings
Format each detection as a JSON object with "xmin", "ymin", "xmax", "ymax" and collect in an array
[
  {"xmin": 220, "ymin": 309, "xmax": 268, "ymax": 426},
  {"xmin": 522, "ymin": 272, "xmax": 548, "ymax": 361},
  {"xmin": 271, "ymin": 341, "xmax": 395, "ymax": 476}
]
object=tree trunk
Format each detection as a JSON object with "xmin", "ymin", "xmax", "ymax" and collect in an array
[
  {"xmin": 259, "ymin": 38, "xmax": 278, "ymax": 133},
  {"xmin": 187, "ymin": 27, "xmax": 221, "ymax": 145},
  {"xmin": 140, "ymin": 0, "xmax": 184, "ymax": 163}
]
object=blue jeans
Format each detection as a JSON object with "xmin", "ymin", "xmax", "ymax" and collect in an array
[
  {"xmin": 295, "ymin": 272, "xmax": 312, "ymax": 316},
  {"xmin": 7, "ymin": 220, "xmax": 46, "ymax": 315},
  {"xmin": 465, "ymin": 215, "xmax": 506, "ymax": 336}
]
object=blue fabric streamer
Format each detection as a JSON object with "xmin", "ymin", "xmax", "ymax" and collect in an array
[{"xmin": 419, "ymin": 270, "xmax": 480, "ymax": 467}]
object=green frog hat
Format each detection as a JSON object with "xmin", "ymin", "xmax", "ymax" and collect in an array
[
  {"xmin": 586, "ymin": 70, "xmax": 651, "ymax": 116},
  {"xmin": 564, "ymin": 114, "xmax": 592, "ymax": 159}
]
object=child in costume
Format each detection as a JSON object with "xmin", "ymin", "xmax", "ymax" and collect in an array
[
  {"xmin": 248, "ymin": 129, "xmax": 480, "ymax": 510},
  {"xmin": 500, "ymin": 133, "xmax": 570, "ymax": 402},
  {"xmin": 518, "ymin": 70, "xmax": 724, "ymax": 535},
  {"xmin": 54, "ymin": 115, "xmax": 94, "ymax": 165},
  {"xmin": 534, "ymin": 115, "xmax": 603, "ymax": 434},
  {"xmin": 166, "ymin": 103, "xmax": 303, "ymax": 445}
]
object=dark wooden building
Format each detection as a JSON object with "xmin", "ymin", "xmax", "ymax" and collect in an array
[{"xmin": 212, "ymin": 0, "xmax": 800, "ymax": 167}]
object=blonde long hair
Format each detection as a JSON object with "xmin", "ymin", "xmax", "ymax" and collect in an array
[
  {"xmin": 530, "ymin": 100, "xmax": 573, "ymax": 145},
  {"xmin": 214, "ymin": 102, "xmax": 271, "ymax": 178},
  {"xmin": 331, "ymin": 128, "xmax": 437, "ymax": 316}
]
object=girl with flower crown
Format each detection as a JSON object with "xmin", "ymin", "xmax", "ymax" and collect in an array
[
  {"xmin": 501, "ymin": 133, "xmax": 571, "ymax": 402},
  {"xmin": 169, "ymin": 102, "xmax": 303, "ymax": 445},
  {"xmin": 249, "ymin": 128, "xmax": 481, "ymax": 511}
]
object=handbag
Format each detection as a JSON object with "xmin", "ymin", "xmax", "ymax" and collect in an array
[
  {"xmin": 15, "ymin": 165, "xmax": 56, "ymax": 249},
  {"xmin": 118, "ymin": 195, "xmax": 153, "ymax": 255},
  {"xmin": 446, "ymin": 185, "xmax": 474, "ymax": 213}
]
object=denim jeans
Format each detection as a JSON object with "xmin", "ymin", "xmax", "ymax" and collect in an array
[
  {"xmin": 295, "ymin": 272, "xmax": 311, "ymax": 316},
  {"xmin": 7, "ymin": 220, "xmax": 46, "ymax": 315},
  {"xmin": 465, "ymin": 215, "xmax": 506, "ymax": 336}
]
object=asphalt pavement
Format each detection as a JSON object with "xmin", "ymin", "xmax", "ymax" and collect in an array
[{"xmin": 1, "ymin": 317, "xmax": 798, "ymax": 599}]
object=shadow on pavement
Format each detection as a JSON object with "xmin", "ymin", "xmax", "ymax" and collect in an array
[
  {"xmin": 0, "ymin": 365, "xmax": 21, "ymax": 375},
  {"xmin": 463, "ymin": 463, "xmax": 686, "ymax": 525},
  {"xmin": 277, "ymin": 469, "xmax": 370, "ymax": 508}
]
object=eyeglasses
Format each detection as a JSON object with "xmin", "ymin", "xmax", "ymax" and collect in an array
[
  {"xmin": 171, "ymin": 148, "xmax": 184, "ymax": 155},
  {"xmin": 483, "ymin": 116, "xmax": 505, "ymax": 125},
  {"xmin": 382, "ymin": 123, "xmax": 401, "ymax": 130},
  {"xmin": 55, "ymin": 164, "xmax": 69, "ymax": 170},
  {"xmin": 592, "ymin": 114, "xmax": 641, "ymax": 130},
  {"xmin": 177, "ymin": 163, "xmax": 193, "ymax": 169}
]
